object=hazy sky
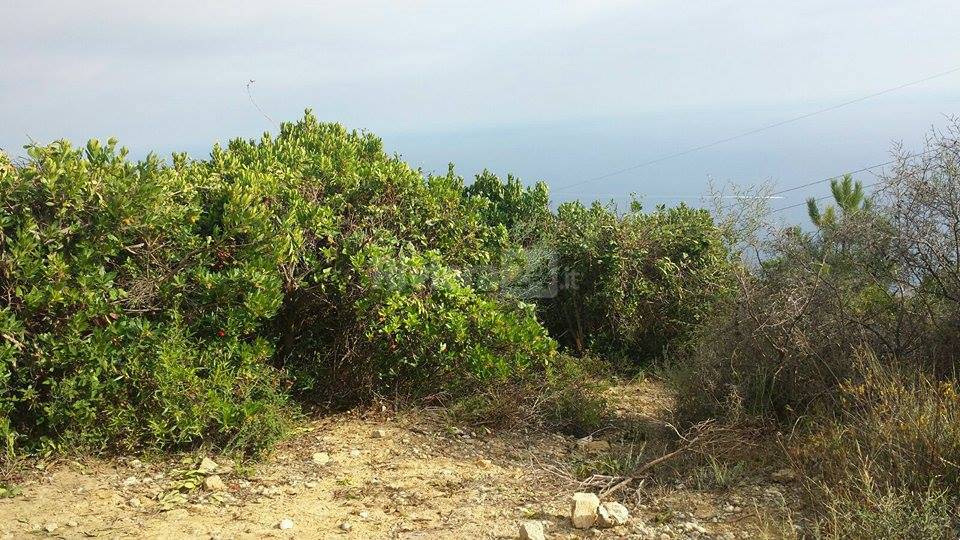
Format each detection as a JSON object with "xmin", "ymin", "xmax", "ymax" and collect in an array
[{"xmin": 2, "ymin": 1, "xmax": 959, "ymax": 219}]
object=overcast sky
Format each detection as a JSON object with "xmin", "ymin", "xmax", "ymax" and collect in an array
[{"xmin": 2, "ymin": 1, "xmax": 959, "ymax": 218}]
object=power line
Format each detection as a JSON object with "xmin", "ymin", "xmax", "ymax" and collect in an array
[
  {"xmin": 772, "ymin": 180, "xmax": 883, "ymax": 213},
  {"xmin": 555, "ymin": 65, "xmax": 960, "ymax": 193},
  {"xmin": 553, "ymin": 146, "xmax": 928, "ymax": 209},
  {"xmin": 770, "ymin": 147, "xmax": 939, "ymax": 197},
  {"xmin": 554, "ymin": 153, "xmax": 913, "ymax": 203},
  {"xmin": 770, "ymin": 160, "xmax": 896, "ymax": 196}
]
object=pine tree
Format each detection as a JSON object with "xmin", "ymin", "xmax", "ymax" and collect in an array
[{"xmin": 806, "ymin": 174, "xmax": 873, "ymax": 227}]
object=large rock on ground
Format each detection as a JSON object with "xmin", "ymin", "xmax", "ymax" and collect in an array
[{"xmin": 570, "ymin": 492, "xmax": 600, "ymax": 529}]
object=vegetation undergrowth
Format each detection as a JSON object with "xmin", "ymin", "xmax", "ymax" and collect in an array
[
  {"xmin": 672, "ymin": 122, "xmax": 960, "ymax": 538},
  {"xmin": 6, "ymin": 109, "xmax": 954, "ymax": 538}
]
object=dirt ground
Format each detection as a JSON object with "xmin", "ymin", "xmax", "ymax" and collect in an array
[{"xmin": 0, "ymin": 380, "xmax": 802, "ymax": 539}]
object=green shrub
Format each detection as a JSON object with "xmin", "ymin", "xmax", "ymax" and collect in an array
[
  {"xmin": 464, "ymin": 173, "xmax": 735, "ymax": 366},
  {"xmin": 206, "ymin": 118, "xmax": 556, "ymax": 403},
  {"xmin": 0, "ymin": 140, "xmax": 292, "ymax": 455},
  {"xmin": 542, "ymin": 200, "xmax": 734, "ymax": 363},
  {"xmin": 463, "ymin": 170, "xmax": 551, "ymax": 244},
  {"xmin": 0, "ymin": 112, "xmax": 557, "ymax": 455}
]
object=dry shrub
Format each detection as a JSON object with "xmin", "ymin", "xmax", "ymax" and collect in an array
[
  {"xmin": 672, "ymin": 121, "xmax": 960, "ymax": 537},
  {"xmin": 676, "ymin": 121, "xmax": 960, "ymax": 423},
  {"xmin": 789, "ymin": 352, "xmax": 959, "ymax": 539},
  {"xmin": 445, "ymin": 353, "xmax": 611, "ymax": 437}
]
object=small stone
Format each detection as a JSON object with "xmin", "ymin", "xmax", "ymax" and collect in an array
[
  {"xmin": 597, "ymin": 501, "xmax": 629, "ymax": 527},
  {"xmin": 358, "ymin": 511, "xmax": 370, "ymax": 519},
  {"xmin": 121, "ymin": 476, "xmax": 140, "ymax": 487},
  {"xmin": 44, "ymin": 523, "xmax": 58, "ymax": 533},
  {"xmin": 763, "ymin": 486, "xmax": 784, "ymax": 501},
  {"xmin": 129, "ymin": 459, "xmax": 143, "ymax": 468},
  {"xmin": 771, "ymin": 467, "xmax": 797, "ymax": 483},
  {"xmin": 204, "ymin": 475, "xmax": 228, "ymax": 492},
  {"xmin": 305, "ymin": 481, "xmax": 318, "ymax": 489},
  {"xmin": 349, "ymin": 449, "xmax": 361, "ymax": 458},
  {"xmin": 312, "ymin": 452, "xmax": 331, "ymax": 465},
  {"xmin": 519, "ymin": 520, "xmax": 546, "ymax": 540},
  {"xmin": 372, "ymin": 429, "xmax": 387, "ymax": 438},
  {"xmin": 66, "ymin": 521, "xmax": 79, "ymax": 528},
  {"xmin": 128, "ymin": 497, "xmax": 142, "ymax": 508},
  {"xmin": 570, "ymin": 492, "xmax": 600, "ymax": 529},
  {"xmin": 198, "ymin": 457, "xmax": 219, "ymax": 473},
  {"xmin": 339, "ymin": 522, "xmax": 352, "ymax": 532},
  {"xmin": 278, "ymin": 518, "xmax": 294, "ymax": 530}
]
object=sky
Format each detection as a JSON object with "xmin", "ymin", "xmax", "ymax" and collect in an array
[{"xmin": 2, "ymin": 0, "xmax": 959, "ymax": 222}]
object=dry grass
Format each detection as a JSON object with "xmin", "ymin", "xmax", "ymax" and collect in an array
[{"xmin": 787, "ymin": 353, "xmax": 960, "ymax": 539}]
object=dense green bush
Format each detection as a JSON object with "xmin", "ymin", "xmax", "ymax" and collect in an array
[
  {"xmin": 0, "ymin": 140, "xmax": 293, "ymax": 455},
  {"xmin": 205, "ymin": 118, "xmax": 555, "ymax": 404},
  {"xmin": 463, "ymin": 170, "xmax": 551, "ymax": 244},
  {"xmin": 464, "ymin": 173, "xmax": 735, "ymax": 366},
  {"xmin": 0, "ymin": 112, "xmax": 556, "ymax": 455},
  {"xmin": 541, "ymin": 200, "xmax": 734, "ymax": 363}
]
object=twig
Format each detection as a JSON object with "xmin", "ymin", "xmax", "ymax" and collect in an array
[{"xmin": 246, "ymin": 80, "xmax": 278, "ymax": 128}]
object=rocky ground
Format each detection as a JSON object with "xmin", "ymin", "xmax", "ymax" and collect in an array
[{"xmin": 0, "ymin": 380, "xmax": 803, "ymax": 539}]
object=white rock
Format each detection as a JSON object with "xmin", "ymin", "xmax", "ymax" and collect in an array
[
  {"xmin": 349, "ymin": 449, "xmax": 361, "ymax": 458},
  {"xmin": 312, "ymin": 452, "xmax": 331, "ymax": 465},
  {"xmin": 597, "ymin": 501, "xmax": 629, "ymax": 527},
  {"xmin": 339, "ymin": 522, "xmax": 352, "ymax": 532},
  {"xmin": 44, "ymin": 523, "xmax": 58, "ymax": 533},
  {"xmin": 198, "ymin": 457, "xmax": 219, "ymax": 473},
  {"xmin": 278, "ymin": 518, "xmax": 295, "ymax": 530},
  {"xmin": 121, "ymin": 476, "xmax": 140, "ymax": 486},
  {"xmin": 128, "ymin": 497, "xmax": 142, "ymax": 508},
  {"xmin": 570, "ymin": 492, "xmax": 600, "ymax": 529},
  {"xmin": 203, "ymin": 475, "xmax": 228, "ymax": 492},
  {"xmin": 519, "ymin": 520, "xmax": 546, "ymax": 540}
]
